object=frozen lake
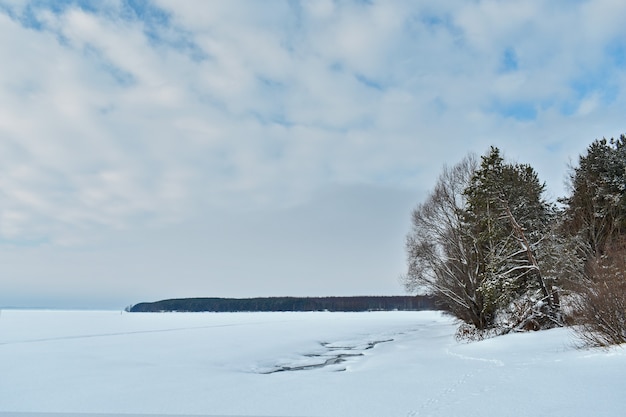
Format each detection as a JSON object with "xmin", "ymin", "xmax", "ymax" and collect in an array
[{"xmin": 0, "ymin": 310, "xmax": 624, "ymax": 416}]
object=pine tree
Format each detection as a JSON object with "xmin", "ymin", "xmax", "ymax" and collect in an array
[
  {"xmin": 562, "ymin": 135, "xmax": 626, "ymax": 347},
  {"xmin": 563, "ymin": 135, "xmax": 626, "ymax": 255},
  {"xmin": 463, "ymin": 147, "xmax": 560, "ymax": 331},
  {"xmin": 405, "ymin": 148, "xmax": 563, "ymax": 336}
]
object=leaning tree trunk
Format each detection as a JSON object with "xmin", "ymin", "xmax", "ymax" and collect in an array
[{"xmin": 502, "ymin": 203, "xmax": 562, "ymax": 328}]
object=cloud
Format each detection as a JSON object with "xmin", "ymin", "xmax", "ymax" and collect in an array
[{"xmin": 0, "ymin": 0, "xmax": 625, "ymax": 250}]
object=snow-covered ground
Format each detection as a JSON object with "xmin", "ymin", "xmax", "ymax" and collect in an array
[{"xmin": 0, "ymin": 310, "xmax": 624, "ymax": 417}]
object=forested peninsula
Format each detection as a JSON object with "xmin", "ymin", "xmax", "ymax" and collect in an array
[{"xmin": 129, "ymin": 295, "xmax": 438, "ymax": 313}]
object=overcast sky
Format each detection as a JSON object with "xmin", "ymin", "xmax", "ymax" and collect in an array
[{"xmin": 1, "ymin": 0, "xmax": 625, "ymax": 309}]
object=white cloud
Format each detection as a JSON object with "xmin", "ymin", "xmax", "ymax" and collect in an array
[{"xmin": 1, "ymin": 0, "xmax": 626, "ymax": 305}]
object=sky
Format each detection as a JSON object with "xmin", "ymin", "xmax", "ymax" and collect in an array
[{"xmin": 0, "ymin": 0, "xmax": 625, "ymax": 309}]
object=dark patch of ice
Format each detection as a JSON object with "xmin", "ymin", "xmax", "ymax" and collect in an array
[{"xmin": 260, "ymin": 338, "xmax": 394, "ymax": 374}]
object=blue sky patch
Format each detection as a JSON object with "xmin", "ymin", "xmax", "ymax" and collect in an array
[
  {"xmin": 606, "ymin": 40, "xmax": 626, "ymax": 69},
  {"xmin": 0, "ymin": 0, "xmax": 208, "ymax": 63},
  {"xmin": 122, "ymin": 0, "xmax": 170, "ymax": 26},
  {"xmin": 355, "ymin": 73, "xmax": 385, "ymax": 91},
  {"xmin": 569, "ymin": 69, "xmax": 618, "ymax": 104},
  {"xmin": 500, "ymin": 47, "xmax": 518, "ymax": 72},
  {"xmin": 117, "ymin": 1, "xmax": 209, "ymax": 62},
  {"xmin": 415, "ymin": 11, "xmax": 464, "ymax": 45},
  {"xmin": 3, "ymin": 0, "xmax": 101, "ymax": 30},
  {"xmin": 248, "ymin": 109, "xmax": 294, "ymax": 129},
  {"xmin": 490, "ymin": 100, "xmax": 537, "ymax": 121},
  {"xmin": 82, "ymin": 45, "xmax": 136, "ymax": 87},
  {"xmin": 544, "ymin": 142, "xmax": 562, "ymax": 153},
  {"xmin": 420, "ymin": 13, "xmax": 445, "ymax": 28}
]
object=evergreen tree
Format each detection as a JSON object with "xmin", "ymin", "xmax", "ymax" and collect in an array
[
  {"xmin": 563, "ymin": 135, "xmax": 626, "ymax": 255},
  {"xmin": 463, "ymin": 147, "xmax": 560, "ymax": 330},
  {"xmin": 405, "ymin": 148, "xmax": 562, "ymax": 336},
  {"xmin": 562, "ymin": 135, "xmax": 626, "ymax": 347}
]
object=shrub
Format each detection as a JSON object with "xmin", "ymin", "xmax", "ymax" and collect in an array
[{"xmin": 572, "ymin": 241, "xmax": 626, "ymax": 348}]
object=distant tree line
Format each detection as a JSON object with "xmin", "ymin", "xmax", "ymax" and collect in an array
[
  {"xmin": 129, "ymin": 296, "xmax": 440, "ymax": 313},
  {"xmin": 404, "ymin": 135, "xmax": 626, "ymax": 346}
]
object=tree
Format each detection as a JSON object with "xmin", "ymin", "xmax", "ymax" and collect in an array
[
  {"xmin": 562, "ymin": 135, "xmax": 626, "ymax": 347},
  {"xmin": 562, "ymin": 135, "xmax": 626, "ymax": 256},
  {"xmin": 571, "ymin": 238, "xmax": 626, "ymax": 347},
  {"xmin": 463, "ymin": 147, "xmax": 561, "ymax": 331},
  {"xmin": 403, "ymin": 154, "xmax": 491, "ymax": 329},
  {"xmin": 405, "ymin": 147, "xmax": 563, "ymax": 338}
]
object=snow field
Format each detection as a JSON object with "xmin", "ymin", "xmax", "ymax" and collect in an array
[{"xmin": 0, "ymin": 310, "xmax": 624, "ymax": 417}]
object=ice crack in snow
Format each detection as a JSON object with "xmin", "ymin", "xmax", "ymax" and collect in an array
[{"xmin": 260, "ymin": 338, "xmax": 394, "ymax": 374}]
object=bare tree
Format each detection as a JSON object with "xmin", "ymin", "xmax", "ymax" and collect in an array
[
  {"xmin": 571, "ymin": 238, "xmax": 626, "ymax": 347},
  {"xmin": 403, "ymin": 154, "xmax": 492, "ymax": 329}
]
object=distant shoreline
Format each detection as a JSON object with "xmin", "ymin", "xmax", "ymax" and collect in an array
[{"xmin": 130, "ymin": 295, "xmax": 439, "ymax": 313}]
